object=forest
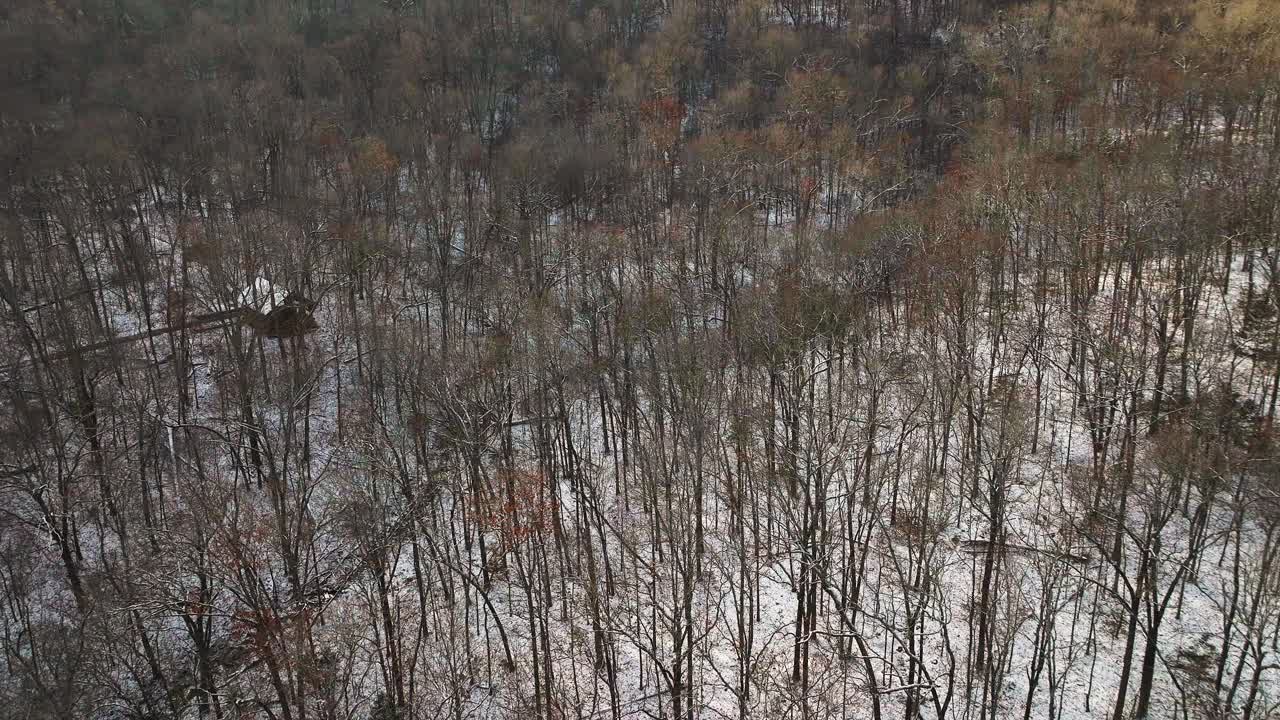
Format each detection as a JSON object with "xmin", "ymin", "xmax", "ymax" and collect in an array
[{"xmin": 1, "ymin": 0, "xmax": 1279, "ymax": 718}]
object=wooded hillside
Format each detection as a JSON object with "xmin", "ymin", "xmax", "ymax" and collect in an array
[{"xmin": 2, "ymin": 0, "xmax": 1279, "ymax": 718}]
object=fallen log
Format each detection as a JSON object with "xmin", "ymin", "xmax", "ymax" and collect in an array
[
  {"xmin": 1, "ymin": 308, "xmax": 240, "ymax": 376},
  {"xmin": 959, "ymin": 538, "xmax": 1090, "ymax": 564}
]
